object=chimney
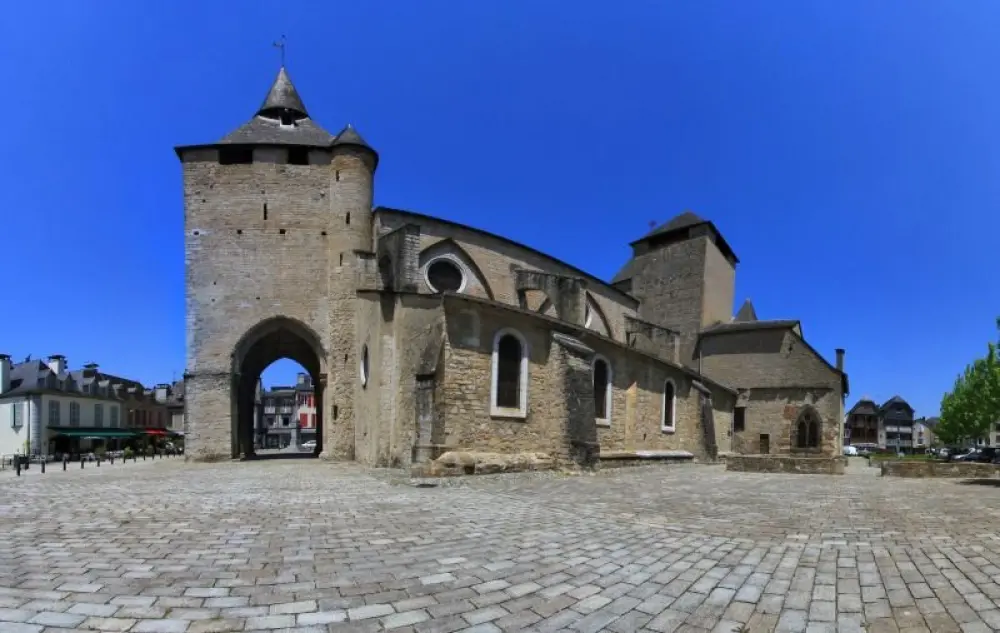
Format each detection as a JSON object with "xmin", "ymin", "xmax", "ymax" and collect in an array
[
  {"xmin": 47, "ymin": 354, "xmax": 66, "ymax": 375},
  {"xmin": 154, "ymin": 383, "xmax": 169, "ymax": 403},
  {"xmin": 0, "ymin": 354, "xmax": 10, "ymax": 394},
  {"xmin": 835, "ymin": 348, "xmax": 845, "ymax": 372},
  {"xmin": 82, "ymin": 362, "xmax": 99, "ymax": 377}
]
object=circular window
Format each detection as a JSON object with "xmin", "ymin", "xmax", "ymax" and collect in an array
[
  {"xmin": 425, "ymin": 258, "xmax": 465, "ymax": 293},
  {"xmin": 360, "ymin": 345, "xmax": 370, "ymax": 388}
]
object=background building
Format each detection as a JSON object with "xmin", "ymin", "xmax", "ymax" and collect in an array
[
  {"xmin": 260, "ymin": 385, "xmax": 298, "ymax": 449},
  {"xmin": 0, "ymin": 355, "xmax": 173, "ymax": 458},
  {"xmin": 294, "ymin": 373, "xmax": 317, "ymax": 445}
]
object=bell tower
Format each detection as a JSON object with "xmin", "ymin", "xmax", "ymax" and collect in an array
[{"xmin": 176, "ymin": 60, "xmax": 378, "ymax": 462}]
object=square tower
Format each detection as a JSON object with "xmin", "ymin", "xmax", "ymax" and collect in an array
[{"xmin": 613, "ymin": 211, "xmax": 738, "ymax": 366}]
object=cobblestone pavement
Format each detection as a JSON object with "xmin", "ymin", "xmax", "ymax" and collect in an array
[{"xmin": 2, "ymin": 460, "xmax": 1000, "ymax": 633}]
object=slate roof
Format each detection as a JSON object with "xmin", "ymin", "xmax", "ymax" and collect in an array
[
  {"xmin": 332, "ymin": 124, "xmax": 373, "ymax": 151},
  {"xmin": 640, "ymin": 211, "xmax": 707, "ymax": 240},
  {"xmin": 217, "ymin": 67, "xmax": 334, "ymax": 148},
  {"xmin": 734, "ymin": 299, "xmax": 758, "ymax": 323},
  {"xmin": 258, "ymin": 67, "xmax": 308, "ymax": 117},
  {"xmin": 847, "ymin": 398, "xmax": 879, "ymax": 416},
  {"xmin": 700, "ymin": 319, "xmax": 800, "ymax": 336},
  {"xmin": 0, "ymin": 359, "xmax": 155, "ymax": 402},
  {"xmin": 880, "ymin": 395, "xmax": 913, "ymax": 412},
  {"xmin": 218, "ymin": 116, "xmax": 334, "ymax": 147}
]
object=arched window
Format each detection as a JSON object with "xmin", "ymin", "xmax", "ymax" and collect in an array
[
  {"xmin": 593, "ymin": 356, "xmax": 612, "ymax": 425},
  {"xmin": 662, "ymin": 379, "xmax": 676, "ymax": 432},
  {"xmin": 490, "ymin": 329, "xmax": 528, "ymax": 417},
  {"xmin": 796, "ymin": 408, "xmax": 821, "ymax": 449}
]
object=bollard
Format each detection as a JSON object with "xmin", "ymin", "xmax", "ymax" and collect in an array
[
  {"xmin": 41, "ymin": 460, "xmax": 45, "ymax": 474},
  {"xmin": 81, "ymin": 456, "xmax": 85, "ymax": 469},
  {"xmin": 110, "ymin": 455, "xmax": 114, "ymax": 465},
  {"xmin": 15, "ymin": 459, "xmax": 20, "ymax": 477},
  {"xmin": 97, "ymin": 458, "xmax": 100, "ymax": 467},
  {"xmin": 143, "ymin": 453, "xmax": 146, "ymax": 461},
  {"xmin": 63, "ymin": 457, "xmax": 67, "ymax": 471}
]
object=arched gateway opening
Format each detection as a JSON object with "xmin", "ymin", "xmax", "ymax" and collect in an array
[{"xmin": 232, "ymin": 317, "xmax": 325, "ymax": 460}]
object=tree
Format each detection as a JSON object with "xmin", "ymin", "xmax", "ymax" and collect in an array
[{"xmin": 938, "ymin": 318, "xmax": 1000, "ymax": 446}]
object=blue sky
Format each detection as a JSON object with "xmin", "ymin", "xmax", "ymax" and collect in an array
[{"xmin": 3, "ymin": 1, "xmax": 999, "ymax": 415}]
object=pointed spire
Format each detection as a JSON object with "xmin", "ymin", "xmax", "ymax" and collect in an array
[
  {"xmin": 331, "ymin": 124, "xmax": 379, "ymax": 169},
  {"xmin": 257, "ymin": 67, "xmax": 309, "ymax": 119},
  {"xmin": 332, "ymin": 124, "xmax": 372, "ymax": 150},
  {"xmin": 734, "ymin": 298, "xmax": 757, "ymax": 322}
]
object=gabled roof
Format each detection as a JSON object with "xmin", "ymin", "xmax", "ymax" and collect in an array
[{"xmin": 734, "ymin": 299, "xmax": 757, "ymax": 323}]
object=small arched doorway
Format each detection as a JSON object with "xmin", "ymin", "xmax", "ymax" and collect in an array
[{"xmin": 232, "ymin": 317, "xmax": 325, "ymax": 459}]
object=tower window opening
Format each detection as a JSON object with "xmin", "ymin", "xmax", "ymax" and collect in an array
[
  {"xmin": 263, "ymin": 203, "xmax": 268, "ymax": 221},
  {"xmin": 335, "ymin": 170, "xmax": 340, "ymax": 182},
  {"xmin": 279, "ymin": 111, "xmax": 294, "ymax": 127},
  {"xmin": 219, "ymin": 148, "xmax": 253, "ymax": 165},
  {"xmin": 288, "ymin": 148, "xmax": 309, "ymax": 165},
  {"xmin": 346, "ymin": 212, "xmax": 351, "ymax": 225}
]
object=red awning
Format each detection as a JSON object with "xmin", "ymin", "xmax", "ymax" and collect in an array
[{"xmin": 142, "ymin": 429, "xmax": 169, "ymax": 436}]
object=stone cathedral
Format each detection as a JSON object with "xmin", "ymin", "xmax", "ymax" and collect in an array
[{"xmin": 177, "ymin": 66, "xmax": 848, "ymax": 474}]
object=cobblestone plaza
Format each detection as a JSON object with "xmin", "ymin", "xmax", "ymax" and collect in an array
[{"xmin": 2, "ymin": 461, "xmax": 1000, "ymax": 632}]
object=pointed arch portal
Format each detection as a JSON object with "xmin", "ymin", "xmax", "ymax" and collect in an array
[{"xmin": 232, "ymin": 317, "xmax": 326, "ymax": 460}]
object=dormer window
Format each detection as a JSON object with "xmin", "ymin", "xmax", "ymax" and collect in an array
[{"xmin": 279, "ymin": 112, "xmax": 294, "ymax": 127}]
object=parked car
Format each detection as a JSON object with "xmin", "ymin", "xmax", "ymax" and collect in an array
[
  {"xmin": 952, "ymin": 448, "xmax": 979, "ymax": 461},
  {"xmin": 843, "ymin": 446, "xmax": 859, "ymax": 456},
  {"xmin": 964, "ymin": 447, "xmax": 1000, "ymax": 463},
  {"xmin": 301, "ymin": 440, "xmax": 317, "ymax": 451}
]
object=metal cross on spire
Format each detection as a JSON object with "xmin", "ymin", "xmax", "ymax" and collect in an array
[{"xmin": 273, "ymin": 34, "xmax": 287, "ymax": 67}]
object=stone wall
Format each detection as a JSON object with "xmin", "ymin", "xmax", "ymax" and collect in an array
[
  {"xmin": 730, "ymin": 387, "xmax": 841, "ymax": 457},
  {"xmin": 354, "ymin": 292, "xmax": 444, "ymax": 468},
  {"xmin": 180, "ymin": 143, "xmax": 374, "ymax": 462},
  {"xmin": 629, "ymin": 238, "xmax": 710, "ymax": 367},
  {"xmin": 438, "ymin": 296, "xmax": 732, "ymax": 463},
  {"xmin": 881, "ymin": 460, "xmax": 1000, "ymax": 478},
  {"xmin": 376, "ymin": 209, "xmax": 639, "ymax": 343},
  {"xmin": 727, "ymin": 454, "xmax": 845, "ymax": 475},
  {"xmin": 702, "ymin": 328, "xmax": 844, "ymax": 458}
]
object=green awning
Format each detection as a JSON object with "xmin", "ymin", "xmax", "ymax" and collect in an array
[{"xmin": 51, "ymin": 429, "xmax": 137, "ymax": 439}]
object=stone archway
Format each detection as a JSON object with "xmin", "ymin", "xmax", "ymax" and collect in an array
[{"xmin": 232, "ymin": 317, "xmax": 326, "ymax": 459}]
